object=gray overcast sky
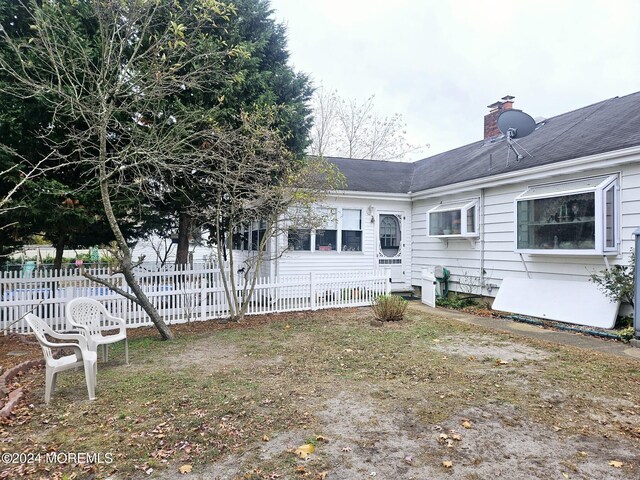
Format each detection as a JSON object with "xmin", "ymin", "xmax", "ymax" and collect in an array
[{"xmin": 269, "ymin": 0, "xmax": 640, "ymax": 159}]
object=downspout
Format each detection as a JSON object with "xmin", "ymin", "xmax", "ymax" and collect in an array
[{"xmin": 479, "ymin": 188, "xmax": 486, "ymax": 292}]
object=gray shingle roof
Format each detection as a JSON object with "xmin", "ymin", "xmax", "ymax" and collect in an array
[
  {"xmin": 327, "ymin": 157, "xmax": 414, "ymax": 194},
  {"xmin": 328, "ymin": 91, "xmax": 640, "ymax": 194}
]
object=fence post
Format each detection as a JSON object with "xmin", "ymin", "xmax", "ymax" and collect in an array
[
  {"xmin": 310, "ymin": 272, "xmax": 317, "ymax": 310},
  {"xmin": 63, "ymin": 284, "xmax": 75, "ymax": 331},
  {"xmin": 384, "ymin": 268, "xmax": 391, "ymax": 294},
  {"xmin": 200, "ymin": 288, "xmax": 207, "ymax": 322}
]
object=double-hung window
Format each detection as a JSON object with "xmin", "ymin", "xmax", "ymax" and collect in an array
[
  {"xmin": 315, "ymin": 208, "xmax": 337, "ymax": 251},
  {"xmin": 428, "ymin": 200, "xmax": 479, "ymax": 237},
  {"xmin": 288, "ymin": 228, "xmax": 311, "ymax": 251},
  {"xmin": 341, "ymin": 209, "xmax": 362, "ymax": 251},
  {"xmin": 232, "ymin": 224, "xmax": 249, "ymax": 250},
  {"xmin": 515, "ymin": 175, "xmax": 619, "ymax": 254},
  {"xmin": 249, "ymin": 221, "xmax": 267, "ymax": 251}
]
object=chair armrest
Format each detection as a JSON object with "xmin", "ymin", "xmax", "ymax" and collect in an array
[
  {"xmin": 37, "ymin": 338, "xmax": 85, "ymax": 353},
  {"xmin": 103, "ymin": 312, "xmax": 127, "ymax": 334},
  {"xmin": 41, "ymin": 329, "xmax": 90, "ymax": 351}
]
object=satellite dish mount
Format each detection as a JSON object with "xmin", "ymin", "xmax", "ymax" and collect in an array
[{"xmin": 497, "ymin": 109, "xmax": 536, "ymax": 163}]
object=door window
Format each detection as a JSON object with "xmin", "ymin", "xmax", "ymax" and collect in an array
[{"xmin": 380, "ymin": 215, "xmax": 400, "ymax": 257}]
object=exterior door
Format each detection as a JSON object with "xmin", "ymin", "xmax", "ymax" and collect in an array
[{"xmin": 378, "ymin": 214, "xmax": 403, "ymax": 283}]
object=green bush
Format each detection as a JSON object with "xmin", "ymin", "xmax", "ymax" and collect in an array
[
  {"xmin": 618, "ymin": 326, "xmax": 635, "ymax": 343},
  {"xmin": 436, "ymin": 293, "xmax": 476, "ymax": 309},
  {"xmin": 371, "ymin": 294, "xmax": 408, "ymax": 322},
  {"xmin": 589, "ymin": 251, "xmax": 634, "ymax": 307}
]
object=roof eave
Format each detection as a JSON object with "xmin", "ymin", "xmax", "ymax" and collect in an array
[
  {"xmin": 410, "ymin": 144, "xmax": 640, "ymax": 201},
  {"xmin": 329, "ymin": 190, "xmax": 412, "ymax": 201}
]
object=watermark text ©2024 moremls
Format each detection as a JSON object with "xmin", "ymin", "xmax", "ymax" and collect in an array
[{"xmin": 1, "ymin": 451, "xmax": 114, "ymax": 465}]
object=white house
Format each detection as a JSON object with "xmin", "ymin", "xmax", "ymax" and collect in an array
[{"xmin": 237, "ymin": 91, "xmax": 640, "ymax": 325}]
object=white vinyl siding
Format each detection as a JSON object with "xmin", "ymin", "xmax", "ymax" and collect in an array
[
  {"xmin": 277, "ymin": 197, "xmax": 413, "ymax": 289},
  {"xmin": 411, "ymin": 164, "xmax": 638, "ymax": 297}
]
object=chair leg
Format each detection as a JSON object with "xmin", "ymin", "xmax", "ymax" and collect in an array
[
  {"xmin": 124, "ymin": 338, "xmax": 129, "ymax": 365},
  {"xmin": 104, "ymin": 344, "xmax": 109, "ymax": 363},
  {"xmin": 84, "ymin": 361, "xmax": 96, "ymax": 400},
  {"xmin": 44, "ymin": 368, "xmax": 54, "ymax": 404}
]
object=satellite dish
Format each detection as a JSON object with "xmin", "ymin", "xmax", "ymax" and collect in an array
[{"xmin": 497, "ymin": 109, "xmax": 537, "ymax": 139}]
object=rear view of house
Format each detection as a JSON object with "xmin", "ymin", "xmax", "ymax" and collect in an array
[{"xmin": 235, "ymin": 91, "xmax": 640, "ymax": 326}]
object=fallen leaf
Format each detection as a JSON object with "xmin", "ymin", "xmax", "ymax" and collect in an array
[
  {"xmin": 496, "ymin": 359, "xmax": 509, "ymax": 365},
  {"xmin": 404, "ymin": 455, "xmax": 413, "ymax": 465},
  {"xmin": 263, "ymin": 435, "xmax": 270, "ymax": 442},
  {"xmin": 609, "ymin": 460, "xmax": 623, "ymax": 468},
  {"xmin": 432, "ymin": 339, "xmax": 441, "ymax": 343},
  {"xmin": 439, "ymin": 433, "xmax": 449, "ymax": 441},
  {"xmin": 318, "ymin": 471, "xmax": 328, "ymax": 479},
  {"xmin": 578, "ymin": 451, "xmax": 588, "ymax": 457},
  {"xmin": 462, "ymin": 420, "xmax": 472, "ymax": 429},
  {"xmin": 553, "ymin": 426, "xmax": 562, "ymax": 432},
  {"xmin": 369, "ymin": 473, "xmax": 377, "ymax": 477},
  {"xmin": 179, "ymin": 464, "xmax": 192, "ymax": 474},
  {"xmin": 145, "ymin": 468, "xmax": 154, "ymax": 475},
  {"xmin": 562, "ymin": 473, "xmax": 569, "ymax": 479},
  {"xmin": 452, "ymin": 434, "xmax": 462, "ymax": 441},
  {"xmin": 342, "ymin": 446, "xmax": 352, "ymax": 452},
  {"xmin": 296, "ymin": 465, "xmax": 306, "ymax": 474},
  {"xmin": 442, "ymin": 460, "xmax": 453, "ymax": 468},
  {"xmin": 295, "ymin": 443, "xmax": 315, "ymax": 459},
  {"xmin": 316, "ymin": 435, "xmax": 328, "ymax": 442}
]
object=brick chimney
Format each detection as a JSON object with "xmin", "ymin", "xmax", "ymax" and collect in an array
[{"xmin": 484, "ymin": 95, "xmax": 515, "ymax": 139}]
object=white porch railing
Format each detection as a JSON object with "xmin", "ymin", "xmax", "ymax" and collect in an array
[{"xmin": 0, "ymin": 267, "xmax": 390, "ymax": 333}]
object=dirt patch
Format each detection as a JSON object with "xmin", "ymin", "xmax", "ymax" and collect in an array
[
  {"xmin": 167, "ymin": 337, "xmax": 283, "ymax": 372},
  {"xmin": 430, "ymin": 335, "xmax": 551, "ymax": 362},
  {"xmin": 0, "ymin": 334, "xmax": 43, "ymax": 371},
  {"xmin": 177, "ymin": 390, "xmax": 639, "ymax": 480},
  {"xmin": 430, "ymin": 404, "xmax": 638, "ymax": 479}
]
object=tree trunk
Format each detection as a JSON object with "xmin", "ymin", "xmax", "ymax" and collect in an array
[
  {"xmin": 97, "ymin": 125, "xmax": 174, "ymax": 339},
  {"xmin": 121, "ymin": 256, "xmax": 175, "ymax": 340},
  {"xmin": 175, "ymin": 211, "xmax": 192, "ymax": 266},
  {"xmin": 53, "ymin": 236, "xmax": 66, "ymax": 271}
]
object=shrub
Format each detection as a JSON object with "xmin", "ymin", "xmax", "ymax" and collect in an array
[
  {"xmin": 589, "ymin": 251, "xmax": 634, "ymax": 307},
  {"xmin": 371, "ymin": 294, "xmax": 408, "ymax": 322},
  {"xmin": 436, "ymin": 293, "xmax": 476, "ymax": 309},
  {"xmin": 618, "ymin": 326, "xmax": 635, "ymax": 343}
]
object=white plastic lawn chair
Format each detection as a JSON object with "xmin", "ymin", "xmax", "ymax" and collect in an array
[
  {"xmin": 66, "ymin": 297, "xmax": 129, "ymax": 364},
  {"xmin": 24, "ymin": 314, "xmax": 97, "ymax": 404}
]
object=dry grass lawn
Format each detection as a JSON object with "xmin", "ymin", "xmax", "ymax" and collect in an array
[{"xmin": 1, "ymin": 304, "xmax": 639, "ymax": 479}]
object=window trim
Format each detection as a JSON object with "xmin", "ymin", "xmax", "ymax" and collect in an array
[
  {"xmin": 427, "ymin": 199, "xmax": 479, "ymax": 238},
  {"xmin": 514, "ymin": 174, "xmax": 619, "ymax": 255}
]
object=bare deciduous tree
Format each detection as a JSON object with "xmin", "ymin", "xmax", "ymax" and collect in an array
[
  {"xmin": 0, "ymin": 0, "xmax": 243, "ymax": 339},
  {"xmin": 199, "ymin": 112, "xmax": 344, "ymax": 321},
  {"xmin": 309, "ymin": 87, "xmax": 428, "ymax": 160}
]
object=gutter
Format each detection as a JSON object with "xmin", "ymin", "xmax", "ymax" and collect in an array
[
  {"xmin": 410, "ymin": 145, "xmax": 640, "ymax": 201},
  {"xmin": 330, "ymin": 190, "xmax": 412, "ymax": 201}
]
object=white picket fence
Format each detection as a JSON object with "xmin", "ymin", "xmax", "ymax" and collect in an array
[{"xmin": 0, "ymin": 266, "xmax": 390, "ymax": 333}]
